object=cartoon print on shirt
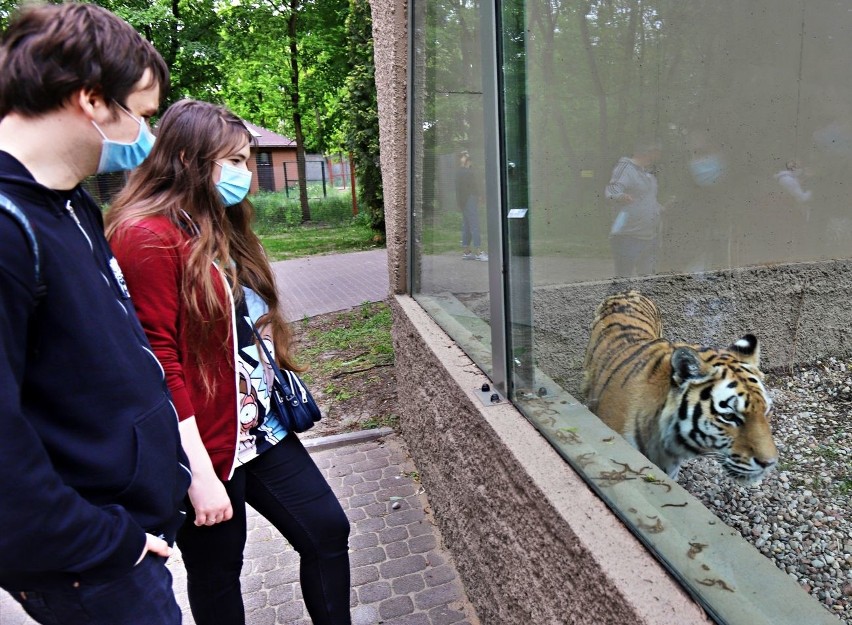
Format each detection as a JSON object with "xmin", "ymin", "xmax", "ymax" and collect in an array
[
  {"xmin": 234, "ymin": 287, "xmax": 290, "ymax": 466},
  {"xmin": 236, "ymin": 356, "xmax": 260, "ymax": 460}
]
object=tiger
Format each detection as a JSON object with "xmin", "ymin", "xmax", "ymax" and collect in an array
[{"xmin": 582, "ymin": 290, "xmax": 778, "ymax": 485}]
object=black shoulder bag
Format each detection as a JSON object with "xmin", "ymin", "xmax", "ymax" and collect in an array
[{"xmin": 251, "ymin": 325, "xmax": 322, "ymax": 434}]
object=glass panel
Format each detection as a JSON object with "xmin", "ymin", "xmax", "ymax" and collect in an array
[
  {"xmin": 502, "ymin": 0, "xmax": 850, "ymax": 623},
  {"xmin": 410, "ymin": 0, "xmax": 496, "ymax": 377}
]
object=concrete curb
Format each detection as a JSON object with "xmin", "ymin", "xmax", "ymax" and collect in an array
[{"xmin": 301, "ymin": 426, "xmax": 396, "ymax": 453}]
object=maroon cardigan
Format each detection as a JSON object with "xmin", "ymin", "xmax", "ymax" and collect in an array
[{"xmin": 111, "ymin": 216, "xmax": 238, "ymax": 480}]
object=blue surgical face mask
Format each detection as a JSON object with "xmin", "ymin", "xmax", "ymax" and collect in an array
[
  {"xmin": 92, "ymin": 104, "xmax": 155, "ymax": 173},
  {"xmin": 216, "ymin": 162, "xmax": 253, "ymax": 206}
]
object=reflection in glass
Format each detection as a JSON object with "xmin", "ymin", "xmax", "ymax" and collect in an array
[
  {"xmin": 410, "ymin": 0, "xmax": 494, "ymax": 376},
  {"xmin": 518, "ymin": 1, "xmax": 851, "ymax": 622},
  {"xmin": 411, "ymin": 0, "xmax": 851, "ymax": 622}
]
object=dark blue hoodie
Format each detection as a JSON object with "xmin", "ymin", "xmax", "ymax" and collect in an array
[{"xmin": 0, "ymin": 152, "xmax": 191, "ymax": 584}]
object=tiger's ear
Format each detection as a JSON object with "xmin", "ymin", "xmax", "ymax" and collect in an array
[
  {"xmin": 671, "ymin": 347, "xmax": 713, "ymax": 386},
  {"xmin": 728, "ymin": 334, "xmax": 760, "ymax": 366}
]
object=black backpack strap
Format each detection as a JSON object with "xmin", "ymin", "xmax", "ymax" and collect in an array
[{"xmin": 0, "ymin": 192, "xmax": 46, "ymax": 304}]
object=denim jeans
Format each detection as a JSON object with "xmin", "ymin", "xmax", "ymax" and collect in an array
[
  {"xmin": 610, "ymin": 234, "xmax": 658, "ymax": 277},
  {"xmin": 461, "ymin": 196, "xmax": 481, "ymax": 249},
  {"xmin": 4, "ymin": 554, "xmax": 180, "ymax": 625},
  {"xmin": 176, "ymin": 432, "xmax": 351, "ymax": 625}
]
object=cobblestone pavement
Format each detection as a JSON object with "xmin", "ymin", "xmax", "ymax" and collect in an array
[{"xmin": 0, "ymin": 433, "xmax": 480, "ymax": 625}]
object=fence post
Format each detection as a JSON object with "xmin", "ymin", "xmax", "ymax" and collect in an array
[
  {"xmin": 349, "ymin": 152, "xmax": 358, "ymax": 216},
  {"xmin": 321, "ymin": 160, "xmax": 327, "ymax": 198},
  {"xmin": 283, "ymin": 162, "xmax": 290, "ymax": 199}
]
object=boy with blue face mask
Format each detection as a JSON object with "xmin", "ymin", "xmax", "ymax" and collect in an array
[{"xmin": 0, "ymin": 4, "xmax": 190, "ymax": 624}]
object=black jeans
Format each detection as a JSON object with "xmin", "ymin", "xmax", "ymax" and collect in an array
[{"xmin": 176, "ymin": 433, "xmax": 351, "ymax": 625}]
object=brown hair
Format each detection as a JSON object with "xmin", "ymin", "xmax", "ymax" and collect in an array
[
  {"xmin": 0, "ymin": 2, "xmax": 169, "ymax": 117},
  {"xmin": 106, "ymin": 99, "xmax": 299, "ymax": 395}
]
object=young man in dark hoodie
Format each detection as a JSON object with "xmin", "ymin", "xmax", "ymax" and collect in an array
[{"xmin": 0, "ymin": 3, "xmax": 191, "ymax": 623}]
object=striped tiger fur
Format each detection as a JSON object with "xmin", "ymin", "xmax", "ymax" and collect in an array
[{"xmin": 582, "ymin": 291, "xmax": 778, "ymax": 484}]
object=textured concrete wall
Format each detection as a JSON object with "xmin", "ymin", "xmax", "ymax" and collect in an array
[
  {"xmin": 390, "ymin": 295, "xmax": 710, "ymax": 624},
  {"xmin": 533, "ymin": 262, "xmax": 852, "ymax": 397},
  {"xmin": 370, "ymin": 0, "xmax": 408, "ymax": 294}
]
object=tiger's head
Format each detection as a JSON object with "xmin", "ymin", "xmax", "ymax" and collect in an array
[{"xmin": 663, "ymin": 334, "xmax": 778, "ymax": 485}]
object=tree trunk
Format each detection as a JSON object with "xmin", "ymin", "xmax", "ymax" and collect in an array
[
  {"xmin": 288, "ymin": 0, "xmax": 311, "ymax": 222},
  {"xmin": 579, "ymin": 3, "xmax": 609, "ymax": 183}
]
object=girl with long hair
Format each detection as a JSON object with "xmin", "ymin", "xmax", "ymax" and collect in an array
[{"xmin": 106, "ymin": 99, "xmax": 351, "ymax": 625}]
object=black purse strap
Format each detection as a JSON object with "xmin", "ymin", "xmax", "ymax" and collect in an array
[
  {"xmin": 251, "ymin": 324, "xmax": 280, "ymax": 375},
  {"xmin": 251, "ymin": 324, "xmax": 300, "ymax": 402}
]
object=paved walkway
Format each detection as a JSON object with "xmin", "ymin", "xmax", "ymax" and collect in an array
[
  {"xmin": 273, "ymin": 249, "xmax": 390, "ymax": 321},
  {"xmin": 1, "ymin": 249, "xmax": 481, "ymax": 625}
]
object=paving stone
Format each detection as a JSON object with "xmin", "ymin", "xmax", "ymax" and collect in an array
[
  {"xmin": 342, "ymin": 473, "xmax": 365, "ymax": 486},
  {"xmin": 277, "ymin": 550, "xmax": 300, "ymax": 569},
  {"xmin": 379, "ymin": 554, "xmax": 428, "ymax": 578},
  {"xmin": 386, "ymin": 539, "xmax": 411, "ymax": 559},
  {"xmin": 409, "ymin": 533, "xmax": 438, "ymax": 554},
  {"xmin": 428, "ymin": 604, "xmax": 468, "ymax": 625},
  {"xmin": 246, "ymin": 607, "xmax": 277, "ymax": 625},
  {"xmin": 380, "ymin": 595, "xmax": 416, "ymax": 619},
  {"xmin": 424, "ymin": 564, "xmax": 458, "ymax": 588},
  {"xmin": 349, "ymin": 545, "xmax": 388, "ymax": 567},
  {"xmin": 352, "ymin": 604, "xmax": 381, "ymax": 625},
  {"xmin": 379, "ymin": 525, "xmax": 410, "ymax": 544},
  {"xmin": 264, "ymin": 565, "xmax": 299, "ymax": 586},
  {"xmin": 350, "ymin": 532, "xmax": 380, "ymax": 550},
  {"xmin": 268, "ymin": 583, "xmax": 296, "ymax": 606},
  {"xmin": 357, "ymin": 580, "xmax": 393, "ymax": 604},
  {"xmin": 354, "ymin": 516, "xmax": 387, "ymax": 534},
  {"xmin": 361, "ymin": 468, "xmax": 384, "ymax": 481},
  {"xmin": 351, "ymin": 564, "xmax": 381, "ymax": 587},
  {"xmin": 345, "ymin": 507, "xmax": 368, "ymax": 523},
  {"xmin": 243, "ymin": 590, "xmax": 268, "ymax": 611},
  {"xmin": 275, "ymin": 601, "xmax": 306, "ymax": 623},
  {"xmin": 382, "ymin": 613, "xmax": 431, "ymax": 625},
  {"xmin": 392, "ymin": 572, "xmax": 427, "ymax": 595},
  {"xmin": 414, "ymin": 582, "xmax": 462, "ymax": 611},
  {"xmin": 386, "ymin": 508, "xmax": 427, "ymax": 527},
  {"xmin": 364, "ymin": 501, "xmax": 390, "ymax": 516},
  {"xmin": 352, "ymin": 480, "xmax": 382, "ymax": 495},
  {"xmin": 350, "ymin": 492, "xmax": 379, "ymax": 507},
  {"xmin": 242, "ymin": 575, "xmax": 264, "ymax": 593},
  {"xmin": 252, "ymin": 554, "xmax": 278, "ymax": 575}
]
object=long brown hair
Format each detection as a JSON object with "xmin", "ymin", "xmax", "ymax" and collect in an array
[{"xmin": 106, "ymin": 99, "xmax": 300, "ymax": 396}]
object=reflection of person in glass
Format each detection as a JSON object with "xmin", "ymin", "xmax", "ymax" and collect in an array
[
  {"xmin": 605, "ymin": 141, "xmax": 663, "ymax": 277},
  {"xmin": 684, "ymin": 130, "xmax": 729, "ymax": 271},
  {"xmin": 774, "ymin": 159, "xmax": 813, "ymax": 257},
  {"xmin": 456, "ymin": 150, "xmax": 487, "ymax": 261},
  {"xmin": 775, "ymin": 160, "xmax": 812, "ymax": 207}
]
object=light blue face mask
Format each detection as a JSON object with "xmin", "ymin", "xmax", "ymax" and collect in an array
[
  {"xmin": 92, "ymin": 104, "xmax": 155, "ymax": 174},
  {"xmin": 215, "ymin": 162, "xmax": 253, "ymax": 206}
]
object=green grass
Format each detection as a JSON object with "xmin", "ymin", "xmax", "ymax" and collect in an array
[
  {"xmin": 299, "ymin": 302, "xmax": 394, "ymax": 379},
  {"xmin": 252, "ymin": 188, "xmax": 356, "ymax": 232},
  {"xmin": 250, "ymin": 189, "xmax": 383, "ymax": 261},
  {"xmin": 361, "ymin": 413, "xmax": 400, "ymax": 430},
  {"xmin": 259, "ymin": 220, "xmax": 380, "ymax": 261}
]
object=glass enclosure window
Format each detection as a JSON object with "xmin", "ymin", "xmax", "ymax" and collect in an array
[
  {"xmin": 411, "ymin": 0, "xmax": 851, "ymax": 623},
  {"xmin": 410, "ymin": 0, "xmax": 496, "ymax": 378}
]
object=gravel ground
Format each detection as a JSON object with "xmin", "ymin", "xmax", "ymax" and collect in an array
[{"xmin": 678, "ymin": 357, "xmax": 852, "ymax": 624}]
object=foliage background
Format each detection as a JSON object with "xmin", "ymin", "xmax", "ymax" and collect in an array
[{"xmin": 0, "ymin": 0, "xmax": 384, "ymax": 232}]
